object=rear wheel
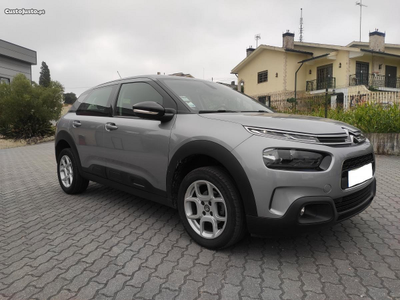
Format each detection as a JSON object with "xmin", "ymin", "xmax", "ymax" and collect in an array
[
  {"xmin": 178, "ymin": 166, "xmax": 246, "ymax": 249},
  {"xmin": 57, "ymin": 148, "xmax": 89, "ymax": 194}
]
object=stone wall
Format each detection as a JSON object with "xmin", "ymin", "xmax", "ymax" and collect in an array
[{"xmin": 366, "ymin": 133, "xmax": 400, "ymax": 155}]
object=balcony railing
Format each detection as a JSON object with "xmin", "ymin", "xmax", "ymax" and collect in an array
[
  {"xmin": 349, "ymin": 74, "xmax": 400, "ymax": 89},
  {"xmin": 306, "ymin": 77, "xmax": 336, "ymax": 92}
]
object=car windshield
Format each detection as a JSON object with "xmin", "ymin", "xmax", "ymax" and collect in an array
[{"xmin": 160, "ymin": 79, "xmax": 272, "ymax": 113}]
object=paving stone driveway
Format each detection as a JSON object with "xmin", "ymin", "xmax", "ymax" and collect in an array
[{"xmin": 0, "ymin": 142, "xmax": 400, "ymax": 300}]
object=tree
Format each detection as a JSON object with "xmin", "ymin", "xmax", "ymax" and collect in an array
[
  {"xmin": 39, "ymin": 61, "xmax": 51, "ymax": 87},
  {"xmin": 0, "ymin": 74, "xmax": 63, "ymax": 139},
  {"xmin": 63, "ymin": 92, "xmax": 77, "ymax": 104}
]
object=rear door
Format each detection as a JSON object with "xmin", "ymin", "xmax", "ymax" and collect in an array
[
  {"xmin": 102, "ymin": 79, "xmax": 177, "ymax": 195},
  {"xmin": 72, "ymin": 85, "xmax": 117, "ymax": 177}
]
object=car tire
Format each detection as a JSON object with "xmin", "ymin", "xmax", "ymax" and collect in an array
[
  {"xmin": 57, "ymin": 148, "xmax": 89, "ymax": 194},
  {"xmin": 178, "ymin": 166, "xmax": 246, "ymax": 249}
]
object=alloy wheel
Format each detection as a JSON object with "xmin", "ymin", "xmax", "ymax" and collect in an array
[
  {"xmin": 59, "ymin": 155, "xmax": 73, "ymax": 188},
  {"xmin": 184, "ymin": 180, "xmax": 227, "ymax": 239}
]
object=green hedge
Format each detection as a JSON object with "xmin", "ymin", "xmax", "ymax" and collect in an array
[
  {"xmin": 0, "ymin": 74, "xmax": 63, "ymax": 139},
  {"xmin": 303, "ymin": 103, "xmax": 400, "ymax": 133}
]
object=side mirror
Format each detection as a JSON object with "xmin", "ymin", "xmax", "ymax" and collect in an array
[{"xmin": 132, "ymin": 101, "xmax": 175, "ymax": 122}]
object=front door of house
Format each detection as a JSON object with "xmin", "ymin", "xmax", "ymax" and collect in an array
[
  {"xmin": 385, "ymin": 65, "xmax": 397, "ymax": 88},
  {"xmin": 356, "ymin": 62, "xmax": 369, "ymax": 86},
  {"xmin": 317, "ymin": 64, "xmax": 333, "ymax": 90}
]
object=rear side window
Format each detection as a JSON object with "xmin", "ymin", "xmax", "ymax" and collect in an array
[
  {"xmin": 115, "ymin": 82, "xmax": 163, "ymax": 116},
  {"xmin": 69, "ymin": 91, "xmax": 89, "ymax": 112},
  {"xmin": 76, "ymin": 85, "xmax": 114, "ymax": 116}
]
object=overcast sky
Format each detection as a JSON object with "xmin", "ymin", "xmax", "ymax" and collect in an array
[{"xmin": 2, "ymin": 0, "xmax": 400, "ymax": 95}]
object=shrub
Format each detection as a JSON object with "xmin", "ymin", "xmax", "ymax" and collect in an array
[
  {"xmin": 0, "ymin": 74, "xmax": 64, "ymax": 139},
  {"xmin": 303, "ymin": 102, "xmax": 400, "ymax": 133}
]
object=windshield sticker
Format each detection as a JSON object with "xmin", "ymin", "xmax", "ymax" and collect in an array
[{"xmin": 180, "ymin": 96, "xmax": 196, "ymax": 108}]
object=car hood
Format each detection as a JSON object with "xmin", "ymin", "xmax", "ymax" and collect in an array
[{"xmin": 199, "ymin": 112, "xmax": 359, "ymax": 135}]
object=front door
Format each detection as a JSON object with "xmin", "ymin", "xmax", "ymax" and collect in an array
[
  {"xmin": 102, "ymin": 80, "xmax": 177, "ymax": 195},
  {"xmin": 317, "ymin": 64, "xmax": 333, "ymax": 90},
  {"xmin": 385, "ymin": 65, "xmax": 397, "ymax": 88},
  {"xmin": 356, "ymin": 62, "xmax": 369, "ymax": 86}
]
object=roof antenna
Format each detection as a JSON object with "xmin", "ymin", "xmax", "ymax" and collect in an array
[
  {"xmin": 299, "ymin": 8, "xmax": 304, "ymax": 42},
  {"xmin": 356, "ymin": 0, "xmax": 367, "ymax": 42},
  {"xmin": 255, "ymin": 34, "xmax": 261, "ymax": 48},
  {"xmin": 117, "ymin": 71, "xmax": 122, "ymax": 79}
]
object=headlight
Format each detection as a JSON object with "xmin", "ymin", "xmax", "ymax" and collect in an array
[{"xmin": 263, "ymin": 148, "xmax": 332, "ymax": 171}]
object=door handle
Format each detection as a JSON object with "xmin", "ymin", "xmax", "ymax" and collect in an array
[
  {"xmin": 72, "ymin": 120, "xmax": 81, "ymax": 128},
  {"xmin": 105, "ymin": 122, "xmax": 118, "ymax": 131}
]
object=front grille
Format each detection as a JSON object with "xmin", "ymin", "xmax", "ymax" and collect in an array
[
  {"xmin": 343, "ymin": 153, "xmax": 374, "ymax": 171},
  {"xmin": 341, "ymin": 153, "xmax": 375, "ymax": 189},
  {"xmin": 318, "ymin": 136, "xmax": 348, "ymax": 144},
  {"xmin": 244, "ymin": 126, "xmax": 365, "ymax": 147},
  {"xmin": 334, "ymin": 183, "xmax": 373, "ymax": 216}
]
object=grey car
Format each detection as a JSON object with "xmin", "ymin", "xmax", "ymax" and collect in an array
[{"xmin": 55, "ymin": 75, "xmax": 376, "ymax": 249}]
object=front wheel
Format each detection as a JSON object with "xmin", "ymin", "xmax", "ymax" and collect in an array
[
  {"xmin": 178, "ymin": 166, "xmax": 246, "ymax": 249},
  {"xmin": 57, "ymin": 148, "xmax": 89, "ymax": 194}
]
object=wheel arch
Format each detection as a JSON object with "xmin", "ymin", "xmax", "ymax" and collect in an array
[
  {"xmin": 167, "ymin": 140, "xmax": 258, "ymax": 217},
  {"xmin": 55, "ymin": 130, "xmax": 81, "ymax": 170}
]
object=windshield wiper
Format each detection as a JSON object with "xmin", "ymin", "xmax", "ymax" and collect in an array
[
  {"xmin": 198, "ymin": 110, "xmax": 237, "ymax": 114},
  {"xmin": 240, "ymin": 110, "xmax": 270, "ymax": 113}
]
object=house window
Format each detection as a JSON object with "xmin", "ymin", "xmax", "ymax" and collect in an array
[
  {"xmin": 258, "ymin": 96, "xmax": 271, "ymax": 107},
  {"xmin": 258, "ymin": 70, "xmax": 268, "ymax": 83},
  {"xmin": 0, "ymin": 77, "xmax": 10, "ymax": 84},
  {"xmin": 258, "ymin": 96, "xmax": 266, "ymax": 104}
]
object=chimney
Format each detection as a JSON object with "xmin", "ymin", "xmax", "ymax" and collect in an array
[
  {"xmin": 246, "ymin": 47, "xmax": 255, "ymax": 57},
  {"xmin": 283, "ymin": 31, "xmax": 295, "ymax": 49},
  {"xmin": 369, "ymin": 30, "xmax": 385, "ymax": 52}
]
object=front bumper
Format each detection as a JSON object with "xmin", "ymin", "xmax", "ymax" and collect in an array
[{"xmin": 246, "ymin": 178, "xmax": 376, "ymax": 236}]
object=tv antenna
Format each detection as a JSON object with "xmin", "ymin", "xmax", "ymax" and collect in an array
[
  {"xmin": 299, "ymin": 8, "xmax": 304, "ymax": 42},
  {"xmin": 255, "ymin": 34, "xmax": 261, "ymax": 48},
  {"xmin": 356, "ymin": 0, "xmax": 367, "ymax": 41}
]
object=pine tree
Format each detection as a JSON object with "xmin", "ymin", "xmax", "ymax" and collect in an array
[{"xmin": 39, "ymin": 61, "xmax": 51, "ymax": 87}]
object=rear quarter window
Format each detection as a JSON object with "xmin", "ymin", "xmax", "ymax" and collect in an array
[{"xmin": 69, "ymin": 91, "xmax": 90, "ymax": 112}]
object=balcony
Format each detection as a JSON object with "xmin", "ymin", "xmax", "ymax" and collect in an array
[
  {"xmin": 349, "ymin": 74, "xmax": 400, "ymax": 89},
  {"xmin": 306, "ymin": 77, "xmax": 336, "ymax": 92}
]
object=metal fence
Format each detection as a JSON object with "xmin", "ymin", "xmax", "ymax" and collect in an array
[
  {"xmin": 269, "ymin": 91, "xmax": 400, "ymax": 113},
  {"xmin": 349, "ymin": 74, "xmax": 400, "ymax": 89},
  {"xmin": 306, "ymin": 77, "xmax": 336, "ymax": 92}
]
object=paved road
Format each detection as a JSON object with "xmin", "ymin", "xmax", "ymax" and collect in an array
[{"xmin": 0, "ymin": 142, "xmax": 399, "ymax": 300}]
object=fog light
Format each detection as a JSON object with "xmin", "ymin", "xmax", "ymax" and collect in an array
[{"xmin": 300, "ymin": 207, "xmax": 305, "ymax": 216}]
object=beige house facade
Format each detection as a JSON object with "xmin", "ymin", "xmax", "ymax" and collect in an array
[{"xmin": 231, "ymin": 31, "xmax": 400, "ymax": 109}]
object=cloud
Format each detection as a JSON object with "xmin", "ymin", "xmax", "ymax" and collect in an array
[{"xmin": 1, "ymin": 0, "xmax": 399, "ymax": 95}]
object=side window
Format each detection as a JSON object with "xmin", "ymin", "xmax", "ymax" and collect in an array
[
  {"xmin": 69, "ymin": 91, "xmax": 89, "ymax": 112},
  {"xmin": 116, "ymin": 82, "xmax": 163, "ymax": 116},
  {"xmin": 76, "ymin": 86, "xmax": 114, "ymax": 116}
]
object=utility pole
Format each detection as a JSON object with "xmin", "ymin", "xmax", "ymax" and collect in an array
[
  {"xmin": 356, "ymin": 0, "xmax": 367, "ymax": 42},
  {"xmin": 255, "ymin": 34, "xmax": 261, "ymax": 48},
  {"xmin": 299, "ymin": 8, "xmax": 304, "ymax": 42}
]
